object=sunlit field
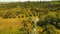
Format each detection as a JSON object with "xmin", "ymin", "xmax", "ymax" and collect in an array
[{"xmin": 0, "ymin": 1, "xmax": 60, "ymax": 34}]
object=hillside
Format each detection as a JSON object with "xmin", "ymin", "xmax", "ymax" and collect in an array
[{"xmin": 0, "ymin": 1, "xmax": 60, "ymax": 34}]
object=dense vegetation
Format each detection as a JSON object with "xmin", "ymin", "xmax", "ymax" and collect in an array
[{"xmin": 0, "ymin": 1, "xmax": 60, "ymax": 34}]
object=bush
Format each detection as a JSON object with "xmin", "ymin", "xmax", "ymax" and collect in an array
[{"xmin": 19, "ymin": 27, "xmax": 31, "ymax": 34}]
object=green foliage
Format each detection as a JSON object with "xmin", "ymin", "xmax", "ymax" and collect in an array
[
  {"xmin": 19, "ymin": 27, "xmax": 30, "ymax": 34},
  {"xmin": 0, "ymin": 1, "xmax": 60, "ymax": 19},
  {"xmin": 37, "ymin": 14, "xmax": 60, "ymax": 34}
]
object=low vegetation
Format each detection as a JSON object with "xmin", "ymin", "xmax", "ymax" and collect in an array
[{"xmin": 0, "ymin": 1, "xmax": 60, "ymax": 34}]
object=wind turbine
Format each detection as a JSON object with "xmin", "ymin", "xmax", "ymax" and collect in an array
[{"xmin": 33, "ymin": 17, "xmax": 39, "ymax": 34}]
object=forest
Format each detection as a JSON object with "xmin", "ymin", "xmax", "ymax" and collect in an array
[{"xmin": 0, "ymin": 1, "xmax": 60, "ymax": 34}]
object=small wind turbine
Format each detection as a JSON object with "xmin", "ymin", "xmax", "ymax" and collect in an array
[{"xmin": 34, "ymin": 17, "xmax": 39, "ymax": 34}]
